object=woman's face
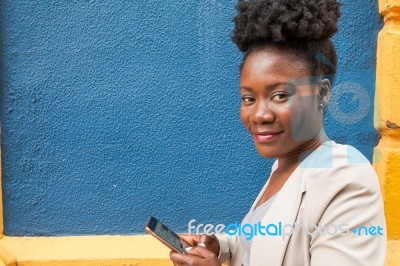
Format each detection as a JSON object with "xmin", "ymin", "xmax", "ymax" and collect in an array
[{"xmin": 240, "ymin": 47, "xmax": 325, "ymax": 158}]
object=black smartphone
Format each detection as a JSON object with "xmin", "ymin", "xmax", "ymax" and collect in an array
[{"xmin": 145, "ymin": 216, "xmax": 192, "ymax": 254}]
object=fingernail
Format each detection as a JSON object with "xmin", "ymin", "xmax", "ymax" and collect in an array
[
  {"xmin": 198, "ymin": 234, "xmax": 207, "ymax": 247},
  {"xmin": 200, "ymin": 235, "xmax": 207, "ymax": 242},
  {"xmin": 185, "ymin": 247, "xmax": 192, "ymax": 252}
]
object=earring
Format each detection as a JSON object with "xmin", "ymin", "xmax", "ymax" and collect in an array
[{"xmin": 319, "ymin": 103, "xmax": 324, "ymax": 108}]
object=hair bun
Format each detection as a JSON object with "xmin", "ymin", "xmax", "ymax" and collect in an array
[{"xmin": 232, "ymin": 0, "xmax": 341, "ymax": 52}]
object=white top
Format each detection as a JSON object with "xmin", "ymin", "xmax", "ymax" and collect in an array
[{"xmin": 240, "ymin": 192, "xmax": 277, "ymax": 266}]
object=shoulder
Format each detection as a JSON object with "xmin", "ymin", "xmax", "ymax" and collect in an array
[
  {"xmin": 301, "ymin": 141, "xmax": 380, "ymax": 193},
  {"xmin": 297, "ymin": 142, "xmax": 386, "ymax": 265},
  {"xmin": 299, "ymin": 141, "xmax": 384, "ymax": 227}
]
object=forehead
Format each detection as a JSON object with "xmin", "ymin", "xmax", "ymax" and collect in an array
[{"xmin": 240, "ymin": 48, "xmax": 312, "ymax": 83}]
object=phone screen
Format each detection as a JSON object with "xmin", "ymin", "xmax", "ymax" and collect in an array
[{"xmin": 146, "ymin": 216, "xmax": 190, "ymax": 253}]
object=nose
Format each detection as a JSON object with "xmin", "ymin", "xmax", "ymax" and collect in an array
[{"xmin": 249, "ymin": 100, "xmax": 275, "ymax": 124}]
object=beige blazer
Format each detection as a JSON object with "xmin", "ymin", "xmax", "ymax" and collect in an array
[{"xmin": 216, "ymin": 141, "xmax": 387, "ymax": 266}]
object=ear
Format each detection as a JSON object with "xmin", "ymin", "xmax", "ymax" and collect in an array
[{"xmin": 319, "ymin": 78, "xmax": 331, "ymax": 109}]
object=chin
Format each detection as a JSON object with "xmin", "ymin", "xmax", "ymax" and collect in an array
[{"xmin": 254, "ymin": 146, "xmax": 280, "ymax": 158}]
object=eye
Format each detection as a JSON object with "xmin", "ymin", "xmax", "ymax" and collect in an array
[
  {"xmin": 241, "ymin": 95, "xmax": 255, "ymax": 104},
  {"xmin": 271, "ymin": 92, "xmax": 289, "ymax": 103}
]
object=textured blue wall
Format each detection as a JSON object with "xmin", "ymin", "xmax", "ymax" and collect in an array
[{"xmin": 0, "ymin": 0, "xmax": 382, "ymax": 236}]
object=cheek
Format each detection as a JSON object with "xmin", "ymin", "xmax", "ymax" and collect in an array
[
  {"xmin": 287, "ymin": 98, "xmax": 320, "ymax": 140},
  {"xmin": 276, "ymin": 108, "xmax": 292, "ymax": 124},
  {"xmin": 240, "ymin": 106, "xmax": 249, "ymax": 125},
  {"xmin": 270, "ymin": 106, "xmax": 293, "ymax": 132}
]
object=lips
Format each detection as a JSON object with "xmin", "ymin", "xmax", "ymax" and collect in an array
[{"xmin": 253, "ymin": 131, "xmax": 283, "ymax": 143}]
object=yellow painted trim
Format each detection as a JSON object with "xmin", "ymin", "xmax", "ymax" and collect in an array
[
  {"xmin": 380, "ymin": 0, "xmax": 400, "ymax": 14},
  {"xmin": 376, "ymin": 0, "xmax": 400, "ymax": 264},
  {"xmin": 386, "ymin": 240, "xmax": 400, "ymax": 266},
  {"xmin": 375, "ymin": 33, "xmax": 400, "ymax": 131},
  {"xmin": 0, "ymin": 245, "xmax": 16, "ymax": 266},
  {"xmin": 0, "ymin": 135, "xmax": 3, "ymax": 238},
  {"xmin": 376, "ymin": 0, "xmax": 400, "ymax": 242},
  {"xmin": 373, "ymin": 145, "xmax": 400, "ymax": 239},
  {"xmin": 0, "ymin": 235, "xmax": 170, "ymax": 265},
  {"xmin": 0, "ymin": 234, "xmax": 399, "ymax": 266}
]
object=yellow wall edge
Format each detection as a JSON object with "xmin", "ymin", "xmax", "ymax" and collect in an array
[
  {"xmin": 376, "ymin": 0, "xmax": 400, "ymax": 240},
  {"xmin": 373, "ymin": 146, "xmax": 400, "ymax": 239},
  {"xmin": 380, "ymin": 0, "xmax": 400, "ymax": 13},
  {"xmin": 376, "ymin": 0, "xmax": 400, "ymax": 263},
  {"xmin": 5, "ymin": 259, "xmax": 169, "ymax": 266},
  {"xmin": 375, "ymin": 26, "xmax": 400, "ymax": 130},
  {"xmin": 0, "ymin": 234, "xmax": 398, "ymax": 266},
  {"xmin": 386, "ymin": 240, "xmax": 400, "ymax": 266},
  {"xmin": 0, "ymin": 235, "xmax": 171, "ymax": 266},
  {"xmin": 0, "ymin": 245, "xmax": 16, "ymax": 266},
  {"xmin": 0, "ymin": 134, "xmax": 4, "ymax": 238}
]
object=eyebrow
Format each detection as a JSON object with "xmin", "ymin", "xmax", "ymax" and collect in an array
[{"xmin": 240, "ymin": 82, "xmax": 289, "ymax": 92}]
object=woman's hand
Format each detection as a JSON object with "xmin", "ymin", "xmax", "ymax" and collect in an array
[
  {"xmin": 170, "ymin": 234, "xmax": 221, "ymax": 266},
  {"xmin": 179, "ymin": 234, "xmax": 220, "ymax": 256},
  {"xmin": 170, "ymin": 246, "xmax": 221, "ymax": 266}
]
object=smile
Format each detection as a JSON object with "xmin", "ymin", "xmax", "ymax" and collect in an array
[{"xmin": 253, "ymin": 132, "xmax": 283, "ymax": 143}]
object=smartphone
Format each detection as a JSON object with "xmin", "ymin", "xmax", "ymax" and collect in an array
[{"xmin": 145, "ymin": 216, "xmax": 192, "ymax": 254}]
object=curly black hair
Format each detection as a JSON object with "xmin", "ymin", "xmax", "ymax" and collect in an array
[{"xmin": 232, "ymin": 0, "xmax": 341, "ymax": 82}]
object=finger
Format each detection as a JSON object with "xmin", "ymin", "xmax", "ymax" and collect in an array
[
  {"xmin": 170, "ymin": 251, "xmax": 195, "ymax": 265},
  {"xmin": 179, "ymin": 234, "xmax": 200, "ymax": 246},
  {"xmin": 203, "ymin": 234, "xmax": 220, "ymax": 255},
  {"xmin": 187, "ymin": 246, "xmax": 217, "ymax": 259},
  {"xmin": 205, "ymin": 234, "xmax": 217, "ymax": 244},
  {"xmin": 201, "ymin": 234, "xmax": 217, "ymax": 246},
  {"xmin": 198, "ymin": 234, "xmax": 207, "ymax": 248}
]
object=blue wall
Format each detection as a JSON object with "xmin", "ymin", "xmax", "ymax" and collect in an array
[{"xmin": 0, "ymin": 0, "xmax": 382, "ymax": 236}]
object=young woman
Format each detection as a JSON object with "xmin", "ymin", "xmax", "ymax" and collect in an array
[{"xmin": 170, "ymin": 0, "xmax": 387, "ymax": 265}]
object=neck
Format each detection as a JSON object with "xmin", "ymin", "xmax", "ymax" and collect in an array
[{"xmin": 277, "ymin": 129, "xmax": 330, "ymax": 169}]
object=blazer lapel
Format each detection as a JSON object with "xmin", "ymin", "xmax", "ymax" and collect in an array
[
  {"xmin": 250, "ymin": 165, "xmax": 307, "ymax": 266},
  {"xmin": 229, "ymin": 161, "xmax": 279, "ymax": 266}
]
